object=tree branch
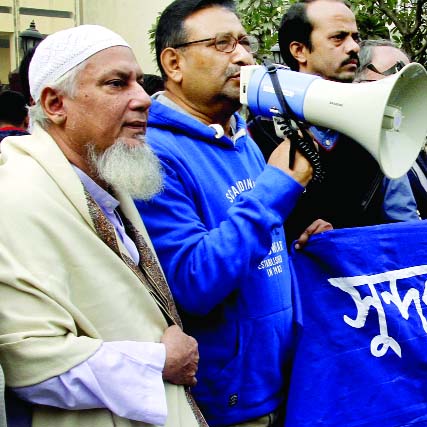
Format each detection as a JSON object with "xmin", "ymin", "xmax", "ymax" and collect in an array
[
  {"xmin": 407, "ymin": 0, "xmax": 427, "ymax": 38},
  {"xmin": 413, "ymin": 34, "xmax": 427, "ymax": 59},
  {"xmin": 375, "ymin": 0, "xmax": 407, "ymax": 34}
]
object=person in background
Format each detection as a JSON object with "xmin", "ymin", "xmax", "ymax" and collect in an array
[
  {"xmin": 136, "ymin": 0, "xmax": 326, "ymax": 426},
  {"xmin": 354, "ymin": 39, "xmax": 409, "ymax": 83},
  {"xmin": 0, "ymin": 90, "xmax": 29, "ymax": 143},
  {"xmin": 0, "ymin": 24, "xmax": 206, "ymax": 427},
  {"xmin": 275, "ymin": 0, "xmax": 419, "ymax": 245},
  {"xmin": 143, "ymin": 74, "xmax": 165, "ymax": 96},
  {"xmin": 355, "ymin": 38, "xmax": 427, "ymax": 219}
]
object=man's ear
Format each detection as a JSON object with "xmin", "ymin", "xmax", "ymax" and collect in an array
[
  {"xmin": 289, "ymin": 41, "xmax": 308, "ymax": 68},
  {"xmin": 160, "ymin": 47, "xmax": 183, "ymax": 83},
  {"xmin": 40, "ymin": 87, "xmax": 67, "ymax": 125}
]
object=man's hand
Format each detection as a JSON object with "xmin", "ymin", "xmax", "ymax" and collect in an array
[
  {"xmin": 268, "ymin": 138, "xmax": 313, "ymax": 187},
  {"xmin": 294, "ymin": 219, "xmax": 333, "ymax": 250},
  {"xmin": 161, "ymin": 325, "xmax": 199, "ymax": 387}
]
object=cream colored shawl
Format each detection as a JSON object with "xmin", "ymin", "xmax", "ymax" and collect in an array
[{"xmin": 0, "ymin": 125, "xmax": 207, "ymax": 427}]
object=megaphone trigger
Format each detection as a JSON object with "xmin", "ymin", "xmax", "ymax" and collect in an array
[{"xmin": 272, "ymin": 116, "xmax": 299, "ymax": 140}]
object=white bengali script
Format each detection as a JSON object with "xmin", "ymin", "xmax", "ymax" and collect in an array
[{"xmin": 328, "ymin": 265, "xmax": 427, "ymax": 358}]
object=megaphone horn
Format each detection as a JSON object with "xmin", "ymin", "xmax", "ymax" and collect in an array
[{"xmin": 240, "ymin": 63, "xmax": 427, "ymax": 179}]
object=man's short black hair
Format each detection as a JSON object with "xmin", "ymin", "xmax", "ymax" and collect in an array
[
  {"xmin": 278, "ymin": 0, "xmax": 351, "ymax": 71},
  {"xmin": 143, "ymin": 74, "xmax": 165, "ymax": 96},
  {"xmin": 155, "ymin": 0, "xmax": 236, "ymax": 79},
  {"xmin": 0, "ymin": 90, "xmax": 28, "ymax": 127}
]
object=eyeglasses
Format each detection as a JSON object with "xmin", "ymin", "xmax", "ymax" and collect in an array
[
  {"xmin": 367, "ymin": 60, "xmax": 406, "ymax": 77},
  {"xmin": 173, "ymin": 33, "xmax": 259, "ymax": 54}
]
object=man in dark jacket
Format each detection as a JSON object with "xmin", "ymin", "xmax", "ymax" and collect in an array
[{"xmin": 252, "ymin": 0, "xmax": 418, "ymax": 245}]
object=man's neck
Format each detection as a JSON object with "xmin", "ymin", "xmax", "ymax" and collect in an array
[{"xmin": 162, "ymin": 89, "xmax": 235, "ymax": 137}]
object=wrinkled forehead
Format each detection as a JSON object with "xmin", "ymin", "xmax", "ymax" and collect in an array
[{"xmin": 371, "ymin": 46, "xmax": 410, "ymax": 69}]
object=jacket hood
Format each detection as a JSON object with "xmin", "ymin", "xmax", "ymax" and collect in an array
[{"xmin": 148, "ymin": 98, "xmax": 248, "ymax": 149}]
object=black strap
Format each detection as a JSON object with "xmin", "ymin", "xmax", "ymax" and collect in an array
[
  {"xmin": 361, "ymin": 170, "xmax": 384, "ymax": 212},
  {"xmin": 263, "ymin": 60, "xmax": 324, "ymax": 183}
]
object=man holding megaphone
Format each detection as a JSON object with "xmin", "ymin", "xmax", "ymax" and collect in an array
[
  {"xmin": 136, "ymin": 1, "xmax": 332, "ymax": 426},
  {"xmin": 247, "ymin": 0, "xmax": 423, "ymax": 245}
]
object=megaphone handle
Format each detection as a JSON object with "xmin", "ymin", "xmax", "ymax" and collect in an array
[
  {"xmin": 273, "ymin": 115, "xmax": 299, "ymax": 168},
  {"xmin": 275, "ymin": 116, "xmax": 323, "ymax": 182},
  {"xmin": 263, "ymin": 60, "xmax": 324, "ymax": 183}
]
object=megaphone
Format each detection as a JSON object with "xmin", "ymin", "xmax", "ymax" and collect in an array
[{"xmin": 240, "ymin": 63, "xmax": 427, "ymax": 179}]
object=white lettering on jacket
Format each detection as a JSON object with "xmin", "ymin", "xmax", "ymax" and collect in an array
[
  {"xmin": 225, "ymin": 179, "xmax": 255, "ymax": 203},
  {"xmin": 258, "ymin": 239, "xmax": 285, "ymax": 278}
]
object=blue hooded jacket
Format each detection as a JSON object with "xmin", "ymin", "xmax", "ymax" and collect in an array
[{"xmin": 136, "ymin": 98, "xmax": 304, "ymax": 426}]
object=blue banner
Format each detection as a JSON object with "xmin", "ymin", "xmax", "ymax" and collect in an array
[{"xmin": 286, "ymin": 221, "xmax": 427, "ymax": 427}]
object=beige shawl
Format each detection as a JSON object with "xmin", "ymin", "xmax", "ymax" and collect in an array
[{"xmin": 0, "ymin": 125, "xmax": 207, "ymax": 427}]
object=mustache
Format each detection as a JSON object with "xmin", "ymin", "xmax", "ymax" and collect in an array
[
  {"xmin": 225, "ymin": 66, "xmax": 241, "ymax": 79},
  {"xmin": 341, "ymin": 52, "xmax": 359, "ymax": 67}
]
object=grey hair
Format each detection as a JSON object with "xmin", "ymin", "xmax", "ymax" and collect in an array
[
  {"xmin": 355, "ymin": 39, "xmax": 410, "ymax": 81},
  {"xmin": 29, "ymin": 60, "xmax": 87, "ymax": 129}
]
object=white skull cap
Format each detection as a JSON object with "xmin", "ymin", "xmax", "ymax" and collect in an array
[{"xmin": 29, "ymin": 24, "xmax": 130, "ymax": 102}]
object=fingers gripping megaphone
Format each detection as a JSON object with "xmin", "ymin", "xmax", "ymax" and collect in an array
[{"xmin": 240, "ymin": 64, "xmax": 427, "ymax": 179}]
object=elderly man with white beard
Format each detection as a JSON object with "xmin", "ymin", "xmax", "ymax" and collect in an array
[{"xmin": 0, "ymin": 25, "xmax": 207, "ymax": 427}]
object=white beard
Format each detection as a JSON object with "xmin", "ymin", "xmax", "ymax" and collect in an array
[{"xmin": 87, "ymin": 136, "xmax": 163, "ymax": 200}]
